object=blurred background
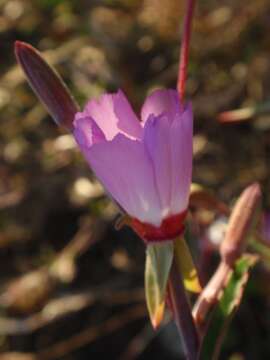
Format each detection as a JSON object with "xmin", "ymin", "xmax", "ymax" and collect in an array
[{"xmin": 0, "ymin": 0, "xmax": 270, "ymax": 359}]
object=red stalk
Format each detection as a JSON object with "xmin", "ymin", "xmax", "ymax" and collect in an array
[{"xmin": 177, "ymin": 0, "xmax": 196, "ymax": 103}]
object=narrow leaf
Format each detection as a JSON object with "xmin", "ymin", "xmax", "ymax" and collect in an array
[
  {"xmin": 145, "ymin": 242, "xmax": 174, "ymax": 329},
  {"xmin": 175, "ymin": 236, "xmax": 202, "ymax": 293},
  {"xmin": 250, "ymin": 237, "xmax": 270, "ymax": 268},
  {"xmin": 15, "ymin": 41, "xmax": 80, "ymax": 130},
  {"xmin": 198, "ymin": 254, "xmax": 258, "ymax": 360}
]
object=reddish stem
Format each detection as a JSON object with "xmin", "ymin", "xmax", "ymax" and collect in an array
[
  {"xmin": 177, "ymin": 0, "xmax": 196, "ymax": 103},
  {"xmin": 168, "ymin": 259, "xmax": 199, "ymax": 360}
]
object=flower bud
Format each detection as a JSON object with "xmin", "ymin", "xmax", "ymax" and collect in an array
[
  {"xmin": 15, "ymin": 41, "xmax": 79, "ymax": 130},
  {"xmin": 220, "ymin": 183, "xmax": 261, "ymax": 266}
]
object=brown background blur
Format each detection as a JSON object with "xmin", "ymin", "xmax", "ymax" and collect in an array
[{"xmin": 0, "ymin": 0, "xmax": 270, "ymax": 359}]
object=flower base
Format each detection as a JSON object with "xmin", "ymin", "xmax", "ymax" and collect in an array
[{"xmin": 131, "ymin": 211, "xmax": 187, "ymax": 243}]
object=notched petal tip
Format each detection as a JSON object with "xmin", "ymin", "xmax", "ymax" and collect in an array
[
  {"xmin": 83, "ymin": 89, "xmax": 141, "ymax": 141},
  {"xmin": 73, "ymin": 115, "xmax": 106, "ymax": 147},
  {"xmin": 141, "ymin": 88, "xmax": 180, "ymax": 123},
  {"xmin": 14, "ymin": 40, "xmax": 79, "ymax": 131}
]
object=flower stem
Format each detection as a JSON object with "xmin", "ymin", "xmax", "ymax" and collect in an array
[
  {"xmin": 177, "ymin": 0, "xmax": 196, "ymax": 103},
  {"xmin": 168, "ymin": 258, "xmax": 199, "ymax": 360}
]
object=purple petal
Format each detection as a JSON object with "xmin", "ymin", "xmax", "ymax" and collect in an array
[
  {"xmin": 170, "ymin": 103, "xmax": 193, "ymax": 214},
  {"xmin": 141, "ymin": 89, "xmax": 180, "ymax": 123},
  {"xmin": 143, "ymin": 113, "xmax": 172, "ymax": 217},
  {"xmin": 143, "ymin": 103, "xmax": 193, "ymax": 217},
  {"xmin": 84, "ymin": 134, "xmax": 162, "ymax": 225},
  {"xmin": 73, "ymin": 115, "xmax": 105, "ymax": 148},
  {"xmin": 80, "ymin": 90, "xmax": 142, "ymax": 140}
]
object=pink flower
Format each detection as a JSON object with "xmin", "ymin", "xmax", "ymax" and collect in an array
[{"xmin": 73, "ymin": 89, "xmax": 193, "ymax": 242}]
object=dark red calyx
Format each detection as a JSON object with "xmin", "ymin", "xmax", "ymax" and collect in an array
[{"xmin": 131, "ymin": 210, "xmax": 187, "ymax": 243}]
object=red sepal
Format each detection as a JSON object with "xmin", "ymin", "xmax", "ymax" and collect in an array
[{"xmin": 131, "ymin": 210, "xmax": 187, "ymax": 243}]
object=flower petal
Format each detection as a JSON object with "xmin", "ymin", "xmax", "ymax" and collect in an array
[
  {"xmin": 143, "ymin": 113, "xmax": 172, "ymax": 217},
  {"xmin": 141, "ymin": 89, "xmax": 180, "ymax": 123},
  {"xmin": 83, "ymin": 134, "xmax": 162, "ymax": 225},
  {"xmin": 80, "ymin": 90, "xmax": 142, "ymax": 140},
  {"xmin": 143, "ymin": 103, "xmax": 193, "ymax": 217},
  {"xmin": 73, "ymin": 115, "xmax": 106, "ymax": 148},
  {"xmin": 170, "ymin": 103, "xmax": 193, "ymax": 214}
]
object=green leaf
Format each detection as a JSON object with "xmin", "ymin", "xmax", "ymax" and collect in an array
[
  {"xmin": 250, "ymin": 237, "xmax": 270, "ymax": 268},
  {"xmin": 174, "ymin": 236, "xmax": 202, "ymax": 293},
  {"xmin": 145, "ymin": 242, "xmax": 174, "ymax": 329},
  {"xmin": 199, "ymin": 254, "xmax": 258, "ymax": 360}
]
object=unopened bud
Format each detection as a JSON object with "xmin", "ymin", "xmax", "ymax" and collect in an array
[
  {"xmin": 192, "ymin": 262, "xmax": 231, "ymax": 327},
  {"xmin": 220, "ymin": 183, "xmax": 261, "ymax": 266},
  {"xmin": 15, "ymin": 41, "xmax": 79, "ymax": 130}
]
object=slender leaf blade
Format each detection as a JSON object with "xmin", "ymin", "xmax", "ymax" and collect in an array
[
  {"xmin": 145, "ymin": 242, "xmax": 174, "ymax": 329},
  {"xmin": 199, "ymin": 254, "xmax": 258, "ymax": 360},
  {"xmin": 175, "ymin": 236, "xmax": 202, "ymax": 293}
]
